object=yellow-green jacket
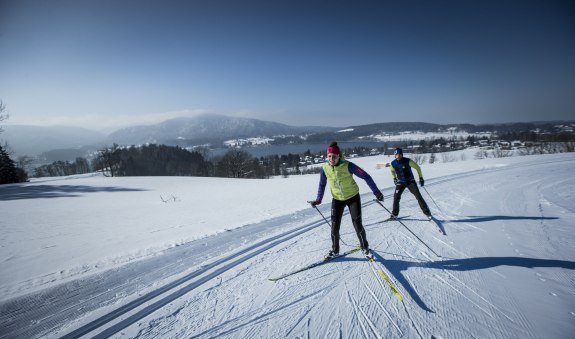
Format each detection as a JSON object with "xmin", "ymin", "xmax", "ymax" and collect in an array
[{"xmin": 316, "ymin": 159, "xmax": 382, "ymax": 202}]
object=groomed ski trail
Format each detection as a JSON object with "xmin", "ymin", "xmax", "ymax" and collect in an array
[{"xmin": 1, "ymin": 154, "xmax": 574, "ymax": 338}]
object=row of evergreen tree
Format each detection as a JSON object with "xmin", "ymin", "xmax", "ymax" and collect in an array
[
  {"xmin": 33, "ymin": 158, "xmax": 91, "ymax": 177},
  {"xmin": 35, "ymin": 144, "xmax": 311, "ymax": 179},
  {"xmin": 0, "ymin": 144, "xmax": 28, "ymax": 184},
  {"xmin": 32, "ymin": 143, "xmax": 393, "ymax": 179}
]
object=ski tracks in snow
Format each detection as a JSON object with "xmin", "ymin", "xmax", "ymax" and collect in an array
[{"xmin": 4, "ymin": 157, "xmax": 574, "ymax": 338}]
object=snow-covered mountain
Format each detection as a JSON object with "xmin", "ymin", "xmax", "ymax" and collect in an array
[
  {"xmin": 106, "ymin": 114, "xmax": 337, "ymax": 145},
  {"xmin": 106, "ymin": 118, "xmax": 575, "ymax": 147},
  {"xmin": 1, "ymin": 150, "xmax": 574, "ymax": 338}
]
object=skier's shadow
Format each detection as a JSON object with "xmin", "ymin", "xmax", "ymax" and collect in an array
[
  {"xmin": 0, "ymin": 184, "xmax": 147, "ymax": 201},
  {"xmin": 448, "ymin": 215, "xmax": 559, "ymax": 223},
  {"xmin": 371, "ymin": 251, "xmax": 435, "ymax": 312},
  {"xmin": 371, "ymin": 251, "xmax": 575, "ymax": 313}
]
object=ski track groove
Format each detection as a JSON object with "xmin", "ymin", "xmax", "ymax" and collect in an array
[
  {"xmin": 367, "ymin": 260, "xmax": 401, "ymax": 313},
  {"xmin": 419, "ymin": 243, "xmax": 529, "ymax": 339},
  {"xmin": 366, "ymin": 206, "xmax": 432, "ymax": 339},
  {"xmin": 398, "ymin": 273, "xmax": 426, "ymax": 339},
  {"xmin": 58, "ymin": 219, "xmax": 329, "ymax": 338},
  {"xmin": 366, "ymin": 263, "xmax": 394, "ymax": 310},
  {"xmin": 443, "ymin": 268, "xmax": 515, "ymax": 323},
  {"xmin": 405, "ymin": 216, "xmax": 512, "ymax": 319},
  {"xmin": 392, "ymin": 212, "xmax": 508, "ymax": 338},
  {"xmin": 361, "ymin": 277, "xmax": 404, "ymax": 336},
  {"xmin": 431, "ymin": 273, "xmax": 495, "ymax": 319},
  {"xmin": 197, "ymin": 286, "xmax": 329, "ymax": 337},
  {"xmin": 218, "ymin": 256, "xmax": 360, "ymax": 336},
  {"xmin": 346, "ymin": 288, "xmax": 380, "ymax": 339}
]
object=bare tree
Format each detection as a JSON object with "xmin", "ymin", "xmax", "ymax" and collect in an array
[
  {"xmin": 410, "ymin": 153, "xmax": 426, "ymax": 164},
  {"xmin": 94, "ymin": 144, "xmax": 122, "ymax": 176},
  {"xmin": 492, "ymin": 147, "xmax": 512, "ymax": 158},
  {"xmin": 17, "ymin": 156, "xmax": 34, "ymax": 174},
  {"xmin": 441, "ymin": 152, "xmax": 456, "ymax": 163},
  {"xmin": 0, "ymin": 100, "xmax": 8, "ymax": 134},
  {"xmin": 216, "ymin": 149, "xmax": 255, "ymax": 178},
  {"xmin": 474, "ymin": 149, "xmax": 490, "ymax": 159}
]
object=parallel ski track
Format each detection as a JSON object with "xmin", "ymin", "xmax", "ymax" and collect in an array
[
  {"xmin": 2, "ymin": 158, "xmax": 570, "ymax": 338},
  {"xmin": 347, "ymin": 287, "xmax": 383, "ymax": 339},
  {"xmin": 59, "ymin": 220, "xmax": 328, "ymax": 338},
  {"xmin": 361, "ymin": 277, "xmax": 403, "ymax": 336}
]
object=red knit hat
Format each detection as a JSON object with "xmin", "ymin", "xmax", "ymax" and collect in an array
[{"xmin": 326, "ymin": 142, "xmax": 341, "ymax": 155}]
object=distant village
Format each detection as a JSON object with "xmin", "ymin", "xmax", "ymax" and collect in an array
[{"xmin": 221, "ymin": 123, "xmax": 575, "ymax": 172}]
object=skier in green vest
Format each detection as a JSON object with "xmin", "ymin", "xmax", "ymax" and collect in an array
[{"xmin": 311, "ymin": 142, "xmax": 384, "ymax": 259}]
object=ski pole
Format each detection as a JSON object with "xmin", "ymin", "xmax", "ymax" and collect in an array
[
  {"xmin": 423, "ymin": 186, "xmax": 442, "ymax": 213},
  {"xmin": 307, "ymin": 201, "xmax": 332, "ymax": 228},
  {"xmin": 373, "ymin": 199, "xmax": 441, "ymax": 257},
  {"xmin": 307, "ymin": 201, "xmax": 353, "ymax": 247}
]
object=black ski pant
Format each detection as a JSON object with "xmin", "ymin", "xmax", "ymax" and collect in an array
[
  {"xmin": 330, "ymin": 193, "xmax": 368, "ymax": 253},
  {"xmin": 392, "ymin": 181, "xmax": 430, "ymax": 217}
]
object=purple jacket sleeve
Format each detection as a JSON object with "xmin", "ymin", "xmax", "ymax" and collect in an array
[
  {"xmin": 348, "ymin": 162, "xmax": 382, "ymax": 197},
  {"xmin": 315, "ymin": 167, "xmax": 327, "ymax": 202}
]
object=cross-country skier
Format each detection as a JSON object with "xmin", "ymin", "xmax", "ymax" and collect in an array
[
  {"xmin": 388, "ymin": 147, "xmax": 432, "ymax": 220},
  {"xmin": 311, "ymin": 141, "xmax": 384, "ymax": 259}
]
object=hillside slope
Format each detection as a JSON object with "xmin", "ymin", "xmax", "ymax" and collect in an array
[{"xmin": 0, "ymin": 153, "xmax": 573, "ymax": 338}]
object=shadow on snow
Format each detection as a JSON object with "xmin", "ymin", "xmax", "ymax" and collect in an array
[
  {"xmin": 448, "ymin": 215, "xmax": 559, "ymax": 223},
  {"xmin": 0, "ymin": 184, "xmax": 147, "ymax": 201},
  {"xmin": 372, "ymin": 251, "xmax": 575, "ymax": 313}
]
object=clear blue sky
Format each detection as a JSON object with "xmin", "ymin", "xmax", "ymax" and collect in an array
[{"xmin": 1, "ymin": 0, "xmax": 574, "ymax": 132}]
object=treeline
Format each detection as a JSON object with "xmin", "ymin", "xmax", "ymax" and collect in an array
[
  {"xmin": 92, "ymin": 144, "xmax": 211, "ymax": 177},
  {"xmin": 34, "ymin": 158, "xmax": 91, "ymax": 177},
  {"xmin": 28, "ymin": 139, "xmax": 575, "ymax": 180},
  {"xmin": 0, "ymin": 144, "xmax": 28, "ymax": 184},
  {"xmin": 33, "ymin": 144, "xmax": 310, "ymax": 179},
  {"xmin": 498, "ymin": 131, "xmax": 575, "ymax": 143}
]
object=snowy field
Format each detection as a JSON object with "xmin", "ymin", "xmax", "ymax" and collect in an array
[{"xmin": 1, "ymin": 149, "xmax": 574, "ymax": 338}]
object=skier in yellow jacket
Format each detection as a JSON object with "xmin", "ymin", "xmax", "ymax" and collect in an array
[{"xmin": 311, "ymin": 142, "xmax": 384, "ymax": 259}]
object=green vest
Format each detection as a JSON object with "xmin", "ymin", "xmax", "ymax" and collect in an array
[{"xmin": 322, "ymin": 160, "xmax": 359, "ymax": 201}]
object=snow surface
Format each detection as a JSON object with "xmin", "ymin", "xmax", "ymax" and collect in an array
[{"xmin": 1, "ymin": 149, "xmax": 574, "ymax": 338}]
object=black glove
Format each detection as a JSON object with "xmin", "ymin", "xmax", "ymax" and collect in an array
[
  {"xmin": 376, "ymin": 193, "xmax": 384, "ymax": 202},
  {"xmin": 393, "ymin": 178, "xmax": 398, "ymax": 185},
  {"xmin": 310, "ymin": 200, "xmax": 321, "ymax": 206},
  {"xmin": 419, "ymin": 178, "xmax": 424, "ymax": 187}
]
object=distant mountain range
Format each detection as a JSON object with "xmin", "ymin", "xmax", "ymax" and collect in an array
[
  {"xmin": 106, "ymin": 114, "xmax": 337, "ymax": 145},
  {"xmin": 2, "ymin": 114, "xmax": 573, "ymax": 160}
]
